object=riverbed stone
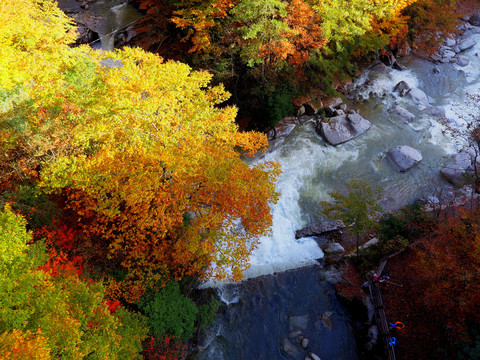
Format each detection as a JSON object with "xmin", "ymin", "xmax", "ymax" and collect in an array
[
  {"xmin": 455, "ymin": 55, "xmax": 470, "ymax": 67},
  {"xmin": 317, "ymin": 113, "xmax": 371, "ymax": 146},
  {"xmin": 440, "ymin": 151, "xmax": 473, "ymax": 186},
  {"xmin": 458, "ymin": 37, "xmax": 477, "ymax": 52},
  {"xmin": 322, "ymin": 97, "xmax": 343, "ymax": 109},
  {"xmin": 393, "ymin": 80, "xmax": 410, "ymax": 96},
  {"xmin": 469, "ymin": 10, "xmax": 480, "ymax": 26},
  {"xmin": 422, "ymin": 105, "xmax": 446, "ymax": 118},
  {"xmin": 320, "ymin": 242, "xmax": 345, "ymax": 254},
  {"xmin": 389, "ymin": 105, "xmax": 415, "ymax": 121},
  {"xmin": 290, "ymin": 315, "xmax": 309, "ymax": 330},
  {"xmin": 301, "ymin": 338, "xmax": 309, "ymax": 349},
  {"xmin": 281, "ymin": 338, "xmax": 300, "ymax": 358},
  {"xmin": 406, "ymin": 88, "xmax": 430, "ymax": 107},
  {"xmin": 295, "ymin": 220, "xmax": 346, "ymax": 239},
  {"xmin": 445, "ymin": 36, "xmax": 456, "ymax": 47},
  {"xmin": 387, "ymin": 145, "xmax": 423, "ymax": 172},
  {"xmin": 309, "ymin": 353, "xmax": 322, "ymax": 360}
]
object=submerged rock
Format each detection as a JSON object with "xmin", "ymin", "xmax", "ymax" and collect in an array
[
  {"xmin": 387, "ymin": 145, "xmax": 423, "ymax": 172},
  {"xmin": 290, "ymin": 315, "xmax": 309, "ymax": 330},
  {"xmin": 317, "ymin": 113, "xmax": 371, "ymax": 146},
  {"xmin": 455, "ymin": 55, "xmax": 470, "ymax": 67},
  {"xmin": 281, "ymin": 338, "xmax": 300, "ymax": 358},
  {"xmin": 389, "ymin": 105, "xmax": 415, "ymax": 121},
  {"xmin": 321, "ymin": 313, "xmax": 333, "ymax": 331},
  {"xmin": 422, "ymin": 106, "xmax": 446, "ymax": 118}
]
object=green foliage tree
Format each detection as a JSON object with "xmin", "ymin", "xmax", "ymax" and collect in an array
[
  {"xmin": 138, "ymin": 281, "xmax": 199, "ymax": 339},
  {"xmin": 321, "ymin": 179, "xmax": 382, "ymax": 260},
  {"xmin": 0, "ymin": 206, "xmax": 148, "ymax": 359}
]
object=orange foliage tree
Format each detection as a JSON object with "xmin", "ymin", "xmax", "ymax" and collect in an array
[{"xmin": 414, "ymin": 206, "xmax": 480, "ymax": 334}]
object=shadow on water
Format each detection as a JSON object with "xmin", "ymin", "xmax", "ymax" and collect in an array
[{"xmin": 194, "ymin": 265, "xmax": 358, "ymax": 360}]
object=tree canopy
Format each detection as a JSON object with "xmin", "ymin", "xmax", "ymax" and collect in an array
[{"xmin": 0, "ymin": 0, "xmax": 279, "ymax": 302}]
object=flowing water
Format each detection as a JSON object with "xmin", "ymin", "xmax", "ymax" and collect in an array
[
  {"xmin": 57, "ymin": 0, "xmax": 142, "ymax": 50},
  {"xmin": 196, "ymin": 29, "xmax": 480, "ymax": 359}
]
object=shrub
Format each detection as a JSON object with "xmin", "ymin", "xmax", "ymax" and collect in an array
[{"xmin": 138, "ymin": 282, "xmax": 199, "ymax": 339}]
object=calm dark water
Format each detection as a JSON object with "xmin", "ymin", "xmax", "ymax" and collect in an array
[{"xmin": 195, "ymin": 265, "xmax": 358, "ymax": 360}]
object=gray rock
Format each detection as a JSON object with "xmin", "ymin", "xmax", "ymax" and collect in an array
[
  {"xmin": 359, "ymin": 237, "xmax": 379, "ymax": 251},
  {"xmin": 445, "ymin": 37, "xmax": 456, "ymax": 47},
  {"xmin": 295, "ymin": 220, "xmax": 346, "ymax": 239},
  {"xmin": 440, "ymin": 151, "xmax": 472, "ymax": 186},
  {"xmin": 290, "ymin": 315, "xmax": 309, "ymax": 331},
  {"xmin": 455, "ymin": 55, "xmax": 470, "ymax": 67},
  {"xmin": 322, "ymin": 97, "xmax": 343, "ymax": 109},
  {"xmin": 393, "ymin": 81, "xmax": 410, "ymax": 96},
  {"xmin": 406, "ymin": 88, "xmax": 430, "ymax": 107},
  {"xmin": 442, "ymin": 49, "xmax": 456, "ymax": 59},
  {"xmin": 451, "ymin": 45, "xmax": 461, "ymax": 53},
  {"xmin": 469, "ymin": 10, "xmax": 480, "ymax": 26},
  {"xmin": 317, "ymin": 113, "xmax": 371, "ymax": 146},
  {"xmin": 323, "ymin": 266, "xmax": 344, "ymax": 284},
  {"xmin": 281, "ymin": 338, "xmax": 300, "ymax": 358},
  {"xmin": 389, "ymin": 105, "xmax": 415, "ymax": 121},
  {"xmin": 422, "ymin": 106, "xmax": 446, "ymax": 118},
  {"xmin": 301, "ymin": 338, "xmax": 309, "ymax": 349},
  {"xmin": 320, "ymin": 243, "xmax": 345, "ymax": 254},
  {"xmin": 387, "ymin": 146, "xmax": 423, "ymax": 172},
  {"xmin": 458, "ymin": 37, "xmax": 477, "ymax": 51},
  {"xmin": 289, "ymin": 330, "xmax": 303, "ymax": 339},
  {"xmin": 309, "ymin": 353, "xmax": 322, "ymax": 360},
  {"xmin": 334, "ymin": 109, "xmax": 345, "ymax": 116},
  {"xmin": 371, "ymin": 62, "xmax": 391, "ymax": 72},
  {"xmin": 296, "ymin": 105, "xmax": 306, "ymax": 116}
]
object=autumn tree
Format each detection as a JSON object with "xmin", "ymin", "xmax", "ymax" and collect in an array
[
  {"xmin": 1, "ymin": 0, "xmax": 279, "ymax": 301},
  {"xmin": 414, "ymin": 205, "xmax": 480, "ymax": 334},
  {"xmin": 0, "ymin": 206, "xmax": 148, "ymax": 359},
  {"xmin": 321, "ymin": 179, "xmax": 382, "ymax": 260}
]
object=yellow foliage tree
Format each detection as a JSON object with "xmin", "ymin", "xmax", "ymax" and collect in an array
[{"xmin": 1, "ymin": 0, "xmax": 279, "ymax": 301}]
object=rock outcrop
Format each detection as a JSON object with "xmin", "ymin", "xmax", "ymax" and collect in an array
[
  {"xmin": 440, "ymin": 151, "xmax": 476, "ymax": 186},
  {"xmin": 295, "ymin": 220, "xmax": 345, "ymax": 239}
]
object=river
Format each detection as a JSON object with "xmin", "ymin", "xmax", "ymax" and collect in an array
[{"xmin": 195, "ymin": 25, "xmax": 480, "ymax": 360}]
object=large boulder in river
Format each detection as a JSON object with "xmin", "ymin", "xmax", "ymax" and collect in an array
[
  {"xmin": 317, "ymin": 113, "xmax": 371, "ymax": 146},
  {"xmin": 457, "ymin": 37, "xmax": 477, "ymax": 52},
  {"xmin": 295, "ymin": 220, "xmax": 345, "ymax": 239},
  {"xmin": 440, "ymin": 151, "xmax": 474, "ymax": 186},
  {"xmin": 393, "ymin": 81, "xmax": 410, "ymax": 96},
  {"xmin": 387, "ymin": 145, "xmax": 423, "ymax": 172},
  {"xmin": 406, "ymin": 88, "xmax": 430, "ymax": 107}
]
